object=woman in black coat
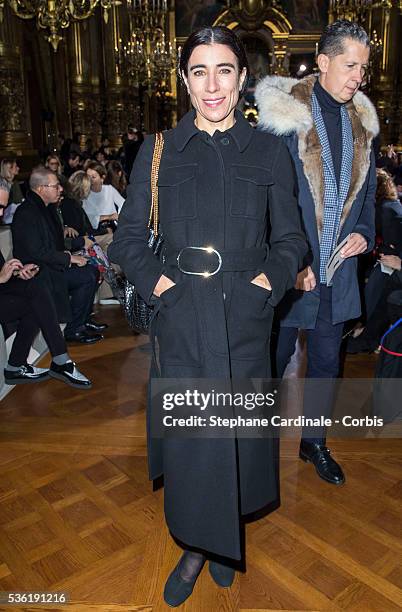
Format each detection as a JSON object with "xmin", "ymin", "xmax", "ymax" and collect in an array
[{"xmin": 109, "ymin": 27, "xmax": 307, "ymax": 606}]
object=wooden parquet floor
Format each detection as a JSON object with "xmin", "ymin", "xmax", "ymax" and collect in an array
[{"xmin": 0, "ymin": 307, "xmax": 401, "ymax": 611}]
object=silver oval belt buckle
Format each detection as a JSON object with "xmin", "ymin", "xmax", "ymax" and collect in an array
[{"xmin": 177, "ymin": 246, "xmax": 222, "ymax": 277}]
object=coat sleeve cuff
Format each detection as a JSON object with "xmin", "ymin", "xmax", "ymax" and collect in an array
[
  {"xmin": 143, "ymin": 265, "xmax": 164, "ymax": 305},
  {"xmin": 261, "ymin": 258, "xmax": 292, "ymax": 307}
]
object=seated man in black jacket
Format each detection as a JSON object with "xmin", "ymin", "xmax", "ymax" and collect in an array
[
  {"xmin": 0, "ymin": 181, "xmax": 91, "ymax": 387},
  {"xmin": 347, "ymin": 254, "xmax": 402, "ymax": 353},
  {"xmin": 12, "ymin": 166, "xmax": 105, "ymax": 344}
]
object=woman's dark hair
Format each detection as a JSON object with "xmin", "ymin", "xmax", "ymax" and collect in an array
[
  {"xmin": 376, "ymin": 168, "xmax": 398, "ymax": 202},
  {"xmin": 179, "ymin": 26, "xmax": 249, "ymax": 96},
  {"xmin": 85, "ymin": 161, "xmax": 107, "ymax": 179},
  {"xmin": 68, "ymin": 151, "xmax": 81, "ymax": 162},
  {"xmin": 105, "ymin": 160, "xmax": 127, "ymax": 196}
]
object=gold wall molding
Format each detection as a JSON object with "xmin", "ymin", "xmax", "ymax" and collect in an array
[{"xmin": 0, "ymin": 3, "xmax": 33, "ymax": 154}]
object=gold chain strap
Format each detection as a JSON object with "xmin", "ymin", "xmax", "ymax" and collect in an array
[{"xmin": 148, "ymin": 132, "xmax": 164, "ymax": 236}]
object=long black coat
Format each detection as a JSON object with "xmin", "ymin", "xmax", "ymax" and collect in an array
[
  {"xmin": 12, "ymin": 191, "xmax": 72, "ymax": 323},
  {"xmin": 109, "ymin": 110, "xmax": 307, "ymax": 560}
]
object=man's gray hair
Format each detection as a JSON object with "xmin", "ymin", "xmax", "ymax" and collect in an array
[
  {"xmin": 0, "ymin": 177, "xmax": 10, "ymax": 194},
  {"xmin": 29, "ymin": 165, "xmax": 56, "ymax": 190},
  {"xmin": 318, "ymin": 20, "xmax": 370, "ymax": 58}
]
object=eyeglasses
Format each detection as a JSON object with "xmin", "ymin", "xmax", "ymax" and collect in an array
[{"xmin": 40, "ymin": 183, "xmax": 62, "ymax": 190}]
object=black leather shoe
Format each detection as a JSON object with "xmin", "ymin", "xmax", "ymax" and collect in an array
[
  {"xmin": 64, "ymin": 330, "xmax": 103, "ymax": 344},
  {"xmin": 49, "ymin": 361, "xmax": 92, "ymax": 389},
  {"xmin": 346, "ymin": 334, "xmax": 377, "ymax": 354},
  {"xmin": 4, "ymin": 365, "xmax": 50, "ymax": 385},
  {"xmin": 85, "ymin": 319, "xmax": 108, "ymax": 332},
  {"xmin": 209, "ymin": 561, "xmax": 235, "ymax": 587},
  {"xmin": 164, "ymin": 553, "xmax": 204, "ymax": 607},
  {"xmin": 299, "ymin": 440, "xmax": 345, "ymax": 485}
]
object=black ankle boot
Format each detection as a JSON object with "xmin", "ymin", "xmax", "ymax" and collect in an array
[
  {"xmin": 209, "ymin": 561, "xmax": 235, "ymax": 587},
  {"xmin": 164, "ymin": 552, "xmax": 205, "ymax": 607}
]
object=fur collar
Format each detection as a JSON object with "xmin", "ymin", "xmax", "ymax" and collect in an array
[
  {"xmin": 255, "ymin": 74, "xmax": 379, "ymax": 237},
  {"xmin": 255, "ymin": 74, "xmax": 379, "ymax": 138}
]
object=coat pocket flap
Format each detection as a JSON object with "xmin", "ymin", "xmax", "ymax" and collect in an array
[
  {"xmin": 158, "ymin": 165, "xmax": 197, "ymax": 186},
  {"xmin": 232, "ymin": 165, "xmax": 273, "ymax": 186}
]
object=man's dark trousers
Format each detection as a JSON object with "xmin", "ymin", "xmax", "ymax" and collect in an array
[
  {"xmin": 275, "ymin": 285, "xmax": 344, "ymax": 444},
  {"xmin": 0, "ymin": 276, "xmax": 66, "ymax": 366},
  {"xmin": 64, "ymin": 265, "xmax": 99, "ymax": 336}
]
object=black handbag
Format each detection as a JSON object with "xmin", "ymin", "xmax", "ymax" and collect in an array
[{"xmin": 123, "ymin": 133, "xmax": 165, "ymax": 334}]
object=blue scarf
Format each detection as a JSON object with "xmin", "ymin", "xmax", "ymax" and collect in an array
[{"xmin": 312, "ymin": 91, "xmax": 354, "ymax": 284}]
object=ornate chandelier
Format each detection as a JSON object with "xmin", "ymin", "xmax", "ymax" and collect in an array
[
  {"xmin": 329, "ymin": 0, "xmax": 392, "ymax": 21},
  {"xmin": 0, "ymin": 0, "xmax": 120, "ymax": 52},
  {"xmin": 116, "ymin": 0, "xmax": 176, "ymax": 93}
]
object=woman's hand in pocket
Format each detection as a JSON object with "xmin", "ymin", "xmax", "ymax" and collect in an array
[
  {"xmin": 153, "ymin": 274, "xmax": 176, "ymax": 297},
  {"xmin": 251, "ymin": 273, "xmax": 272, "ymax": 291}
]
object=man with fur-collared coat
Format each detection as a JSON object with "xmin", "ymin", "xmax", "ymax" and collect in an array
[{"xmin": 255, "ymin": 20, "xmax": 379, "ymax": 485}]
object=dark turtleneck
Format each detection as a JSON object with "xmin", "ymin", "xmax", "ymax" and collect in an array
[{"xmin": 313, "ymin": 78, "xmax": 344, "ymax": 188}]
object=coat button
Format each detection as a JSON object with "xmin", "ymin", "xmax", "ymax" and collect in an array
[{"xmin": 221, "ymin": 137, "xmax": 230, "ymax": 146}]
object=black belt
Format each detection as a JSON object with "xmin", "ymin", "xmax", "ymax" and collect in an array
[{"xmin": 164, "ymin": 246, "xmax": 267, "ymax": 276}]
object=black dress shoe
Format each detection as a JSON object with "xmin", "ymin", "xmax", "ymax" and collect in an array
[
  {"xmin": 49, "ymin": 361, "xmax": 92, "ymax": 389},
  {"xmin": 85, "ymin": 319, "xmax": 108, "ymax": 332},
  {"xmin": 209, "ymin": 561, "xmax": 235, "ymax": 587},
  {"xmin": 164, "ymin": 553, "xmax": 204, "ymax": 607},
  {"xmin": 64, "ymin": 330, "xmax": 103, "ymax": 344},
  {"xmin": 299, "ymin": 440, "xmax": 345, "ymax": 485},
  {"xmin": 4, "ymin": 365, "xmax": 50, "ymax": 385},
  {"xmin": 346, "ymin": 334, "xmax": 377, "ymax": 354}
]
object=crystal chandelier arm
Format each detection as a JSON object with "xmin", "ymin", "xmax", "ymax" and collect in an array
[
  {"xmin": 5, "ymin": 0, "xmax": 119, "ymax": 50},
  {"xmin": 68, "ymin": 0, "xmax": 100, "ymax": 20},
  {"xmin": 8, "ymin": 0, "xmax": 38, "ymax": 19}
]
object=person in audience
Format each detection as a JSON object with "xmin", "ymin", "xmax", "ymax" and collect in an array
[
  {"xmin": 376, "ymin": 144, "xmax": 399, "ymax": 176},
  {"xmin": 45, "ymin": 154, "xmax": 61, "ymax": 174},
  {"xmin": 0, "ymin": 180, "xmax": 91, "ymax": 388},
  {"xmin": 83, "ymin": 138, "xmax": 95, "ymax": 160},
  {"xmin": 12, "ymin": 166, "xmax": 105, "ymax": 344},
  {"xmin": 347, "ymin": 170, "xmax": 402, "ymax": 352},
  {"xmin": 61, "ymin": 171, "xmax": 104, "ymax": 238},
  {"xmin": 105, "ymin": 160, "xmax": 127, "ymax": 197},
  {"xmin": 58, "ymin": 134, "xmax": 66, "ymax": 152},
  {"xmin": 70, "ymin": 132, "xmax": 82, "ymax": 156},
  {"xmin": 122, "ymin": 127, "xmax": 143, "ymax": 178},
  {"xmin": 45, "ymin": 154, "xmax": 67, "ymax": 189},
  {"xmin": 396, "ymin": 178, "xmax": 402, "ymax": 205},
  {"xmin": 60, "ymin": 137, "xmax": 72, "ymax": 164},
  {"xmin": 83, "ymin": 161, "xmax": 125, "ymax": 230},
  {"xmin": 375, "ymin": 169, "xmax": 402, "ymax": 254},
  {"xmin": 347, "ymin": 253, "xmax": 402, "ymax": 353},
  {"xmin": 100, "ymin": 136, "xmax": 113, "ymax": 159},
  {"xmin": 360, "ymin": 169, "xmax": 402, "ymax": 319},
  {"xmin": 1, "ymin": 157, "xmax": 24, "ymax": 206},
  {"xmin": 95, "ymin": 150, "xmax": 108, "ymax": 167},
  {"xmin": 61, "ymin": 170, "xmax": 121, "ymax": 305},
  {"xmin": 63, "ymin": 152, "xmax": 82, "ymax": 179}
]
